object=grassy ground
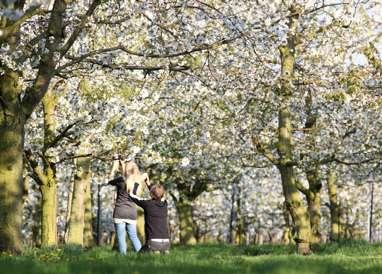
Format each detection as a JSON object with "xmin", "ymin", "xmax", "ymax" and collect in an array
[{"xmin": 1, "ymin": 242, "xmax": 382, "ymax": 274}]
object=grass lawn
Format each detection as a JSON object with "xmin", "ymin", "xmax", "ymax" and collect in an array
[{"xmin": 1, "ymin": 242, "xmax": 382, "ymax": 274}]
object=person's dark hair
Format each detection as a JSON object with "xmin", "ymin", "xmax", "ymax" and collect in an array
[{"xmin": 150, "ymin": 184, "xmax": 165, "ymax": 201}]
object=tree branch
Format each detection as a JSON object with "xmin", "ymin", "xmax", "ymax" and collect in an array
[
  {"xmin": 21, "ymin": 0, "xmax": 67, "ymax": 119},
  {"xmin": 71, "ymin": 59, "xmax": 190, "ymax": 72},
  {"xmin": 0, "ymin": 5, "xmax": 46, "ymax": 42},
  {"xmin": 43, "ymin": 120, "xmax": 82, "ymax": 152},
  {"xmin": 364, "ymin": 42, "xmax": 382, "ymax": 75},
  {"xmin": 295, "ymin": 178, "xmax": 309, "ymax": 196},
  {"xmin": 59, "ymin": 0, "xmax": 103, "ymax": 58},
  {"xmin": 24, "ymin": 150, "xmax": 46, "ymax": 185},
  {"xmin": 57, "ymin": 35, "xmax": 240, "ymax": 71},
  {"xmin": 251, "ymin": 135, "xmax": 279, "ymax": 165}
]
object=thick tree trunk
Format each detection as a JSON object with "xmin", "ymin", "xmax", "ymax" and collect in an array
[
  {"xmin": 307, "ymin": 192, "xmax": 321, "ymax": 243},
  {"xmin": 176, "ymin": 197, "xmax": 197, "ymax": 245},
  {"xmin": 276, "ymin": 5, "xmax": 311, "ymax": 254},
  {"xmin": 327, "ymin": 169, "xmax": 342, "ymax": 242},
  {"xmin": 0, "ymin": 124, "xmax": 24, "ymax": 253},
  {"xmin": 281, "ymin": 202, "xmax": 293, "ymax": 244},
  {"xmin": 278, "ymin": 164, "xmax": 311, "ymax": 253},
  {"xmin": 0, "ymin": 71, "xmax": 25, "ymax": 253},
  {"xmin": 67, "ymin": 153, "xmax": 91, "ymax": 246},
  {"xmin": 40, "ymin": 178, "xmax": 57, "ymax": 246},
  {"xmin": 229, "ymin": 180, "xmax": 244, "ymax": 244},
  {"xmin": 277, "ymin": 90, "xmax": 312, "ymax": 252},
  {"xmin": 306, "ymin": 169, "xmax": 322, "ymax": 243},
  {"xmin": 83, "ymin": 175, "xmax": 93, "ymax": 247},
  {"xmin": 39, "ymin": 88, "xmax": 58, "ymax": 246}
]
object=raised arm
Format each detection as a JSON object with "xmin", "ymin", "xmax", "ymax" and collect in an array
[
  {"xmin": 141, "ymin": 173, "xmax": 152, "ymax": 190},
  {"xmin": 128, "ymin": 191, "xmax": 149, "ymax": 209},
  {"xmin": 108, "ymin": 176, "xmax": 124, "ymax": 186}
]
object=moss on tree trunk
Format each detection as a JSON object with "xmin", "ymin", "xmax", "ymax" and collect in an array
[
  {"xmin": 176, "ymin": 197, "xmax": 197, "ymax": 245},
  {"xmin": 327, "ymin": 169, "xmax": 342, "ymax": 242},
  {"xmin": 67, "ymin": 151, "xmax": 91, "ymax": 246},
  {"xmin": 0, "ymin": 124, "xmax": 24, "ymax": 253},
  {"xmin": 276, "ymin": 5, "xmax": 312, "ymax": 254},
  {"xmin": 40, "ymin": 179, "xmax": 57, "ymax": 246},
  {"xmin": 305, "ymin": 169, "xmax": 322, "ymax": 243},
  {"xmin": 83, "ymin": 175, "xmax": 93, "ymax": 247},
  {"xmin": 0, "ymin": 70, "xmax": 25, "ymax": 253}
]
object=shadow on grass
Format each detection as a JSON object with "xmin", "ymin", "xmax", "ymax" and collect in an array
[
  {"xmin": 1, "ymin": 243, "xmax": 382, "ymax": 274},
  {"xmin": 1, "ymin": 254, "xmax": 382, "ymax": 274}
]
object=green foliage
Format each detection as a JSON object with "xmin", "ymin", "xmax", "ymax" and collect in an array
[
  {"xmin": 118, "ymin": 84, "xmax": 140, "ymax": 101},
  {"xmin": 79, "ymin": 80, "xmax": 111, "ymax": 103},
  {"xmin": 324, "ymin": 90, "xmax": 348, "ymax": 103},
  {"xmin": 105, "ymin": 115, "xmax": 121, "ymax": 133},
  {"xmin": 1, "ymin": 243, "xmax": 382, "ymax": 274}
]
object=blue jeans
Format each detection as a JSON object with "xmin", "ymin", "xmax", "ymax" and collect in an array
[{"xmin": 114, "ymin": 222, "xmax": 142, "ymax": 254}]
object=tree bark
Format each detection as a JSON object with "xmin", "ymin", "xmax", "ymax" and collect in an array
[
  {"xmin": 301, "ymin": 90, "xmax": 322, "ymax": 244},
  {"xmin": 276, "ymin": 4, "xmax": 312, "ymax": 254},
  {"xmin": 369, "ymin": 180, "xmax": 374, "ymax": 242},
  {"xmin": 0, "ymin": 70, "xmax": 25, "ymax": 253},
  {"xmin": 0, "ymin": 0, "xmax": 100, "ymax": 252},
  {"xmin": 277, "ymin": 164, "xmax": 311, "ymax": 253},
  {"xmin": 229, "ymin": 178, "xmax": 245, "ymax": 244},
  {"xmin": 40, "ymin": 88, "xmax": 58, "ymax": 246},
  {"xmin": 83, "ymin": 174, "xmax": 93, "ymax": 247},
  {"xmin": 281, "ymin": 202, "xmax": 293, "ymax": 244},
  {"xmin": 40, "ymin": 180, "xmax": 57, "ymax": 245},
  {"xmin": 0, "ymin": 124, "xmax": 24, "ymax": 253},
  {"xmin": 327, "ymin": 169, "xmax": 342, "ymax": 242},
  {"xmin": 176, "ymin": 197, "xmax": 197, "ymax": 245},
  {"xmin": 306, "ymin": 169, "xmax": 322, "ymax": 243},
  {"xmin": 67, "ymin": 151, "xmax": 91, "ymax": 246},
  {"xmin": 229, "ymin": 182, "xmax": 238, "ymax": 244}
]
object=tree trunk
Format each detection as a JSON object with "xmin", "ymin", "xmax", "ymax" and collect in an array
[
  {"xmin": 278, "ymin": 164, "xmax": 311, "ymax": 253},
  {"xmin": 307, "ymin": 192, "xmax": 321, "ymax": 243},
  {"xmin": 327, "ymin": 169, "xmax": 342, "ymax": 242},
  {"xmin": 281, "ymin": 202, "xmax": 293, "ymax": 244},
  {"xmin": 276, "ymin": 5, "xmax": 311, "ymax": 254},
  {"xmin": 176, "ymin": 197, "xmax": 197, "ymax": 245},
  {"xmin": 137, "ymin": 208, "xmax": 145, "ymax": 243},
  {"xmin": 234, "ymin": 184, "xmax": 244, "ymax": 245},
  {"xmin": 369, "ymin": 180, "xmax": 374, "ymax": 242},
  {"xmin": 0, "ymin": 71, "xmax": 25, "ymax": 253},
  {"xmin": 229, "ymin": 183, "xmax": 237, "ymax": 244},
  {"xmin": 39, "ymin": 88, "xmax": 58, "ymax": 246},
  {"xmin": 67, "ymin": 152, "xmax": 91, "ymax": 246},
  {"xmin": 229, "ymin": 180, "xmax": 241, "ymax": 244},
  {"xmin": 306, "ymin": 169, "xmax": 322, "ymax": 243},
  {"xmin": 65, "ymin": 175, "xmax": 74, "ymax": 243},
  {"xmin": 83, "ymin": 174, "xmax": 93, "ymax": 247},
  {"xmin": 31, "ymin": 196, "xmax": 42, "ymax": 246},
  {"xmin": 0, "ymin": 124, "xmax": 24, "ymax": 253},
  {"xmin": 40, "ymin": 179, "xmax": 57, "ymax": 246}
]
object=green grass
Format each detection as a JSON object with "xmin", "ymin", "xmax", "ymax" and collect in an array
[{"xmin": 1, "ymin": 242, "xmax": 382, "ymax": 274}]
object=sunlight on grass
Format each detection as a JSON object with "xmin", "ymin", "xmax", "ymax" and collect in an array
[{"xmin": 1, "ymin": 243, "xmax": 382, "ymax": 274}]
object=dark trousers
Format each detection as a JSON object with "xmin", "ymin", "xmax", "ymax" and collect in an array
[{"xmin": 139, "ymin": 239, "xmax": 170, "ymax": 254}]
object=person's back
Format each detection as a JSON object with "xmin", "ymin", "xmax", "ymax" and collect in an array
[
  {"xmin": 129, "ymin": 184, "xmax": 170, "ymax": 253},
  {"xmin": 108, "ymin": 176, "xmax": 142, "ymax": 253}
]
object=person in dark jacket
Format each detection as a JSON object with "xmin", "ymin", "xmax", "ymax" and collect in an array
[
  {"xmin": 128, "ymin": 184, "xmax": 170, "ymax": 253},
  {"xmin": 108, "ymin": 167, "xmax": 143, "ymax": 254}
]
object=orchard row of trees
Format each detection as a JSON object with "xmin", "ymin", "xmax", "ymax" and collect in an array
[{"xmin": 1, "ymin": 0, "xmax": 381, "ymax": 254}]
